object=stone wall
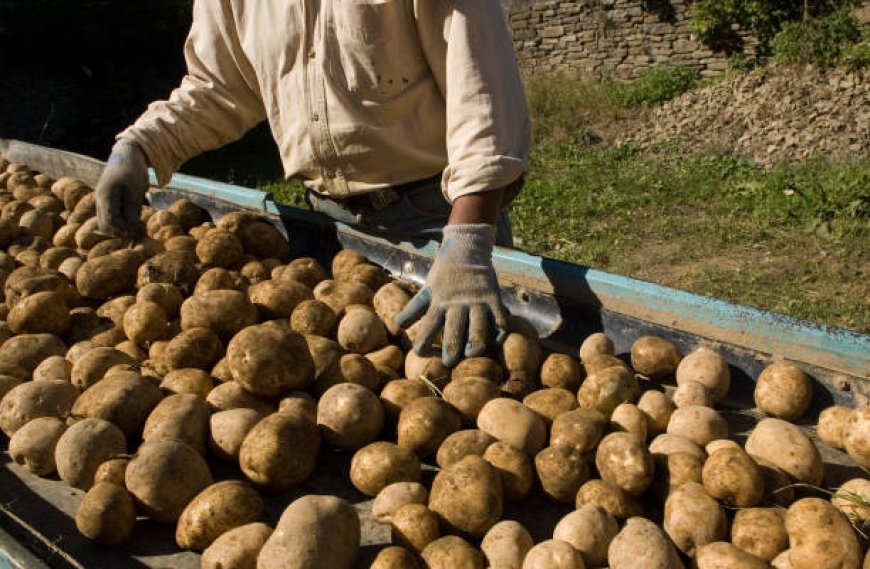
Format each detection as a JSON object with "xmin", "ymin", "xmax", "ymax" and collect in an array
[{"xmin": 504, "ymin": 0, "xmax": 758, "ymax": 79}]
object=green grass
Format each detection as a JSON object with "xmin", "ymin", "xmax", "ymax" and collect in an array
[{"xmin": 510, "ymin": 138, "xmax": 869, "ymax": 332}]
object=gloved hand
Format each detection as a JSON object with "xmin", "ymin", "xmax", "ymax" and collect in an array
[
  {"xmin": 395, "ymin": 223, "xmax": 509, "ymax": 367},
  {"xmin": 95, "ymin": 138, "xmax": 149, "ymax": 238}
]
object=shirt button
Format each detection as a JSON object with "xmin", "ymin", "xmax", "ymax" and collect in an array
[
  {"xmin": 311, "ymin": 113, "xmax": 319, "ymax": 122},
  {"xmin": 308, "ymin": 50, "xmax": 316, "ymax": 59},
  {"xmin": 325, "ymin": 170, "xmax": 335, "ymax": 179}
]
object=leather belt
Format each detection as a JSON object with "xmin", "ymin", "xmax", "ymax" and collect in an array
[{"xmin": 325, "ymin": 174, "xmax": 441, "ymax": 212}]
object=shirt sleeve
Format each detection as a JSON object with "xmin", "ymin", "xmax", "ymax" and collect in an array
[
  {"xmin": 118, "ymin": 0, "xmax": 266, "ymax": 186},
  {"xmin": 415, "ymin": 0, "xmax": 531, "ymax": 202}
]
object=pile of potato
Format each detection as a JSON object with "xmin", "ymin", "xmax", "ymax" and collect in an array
[{"xmin": 0, "ymin": 158, "xmax": 867, "ymax": 569}]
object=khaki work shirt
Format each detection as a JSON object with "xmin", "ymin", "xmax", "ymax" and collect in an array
[{"xmin": 121, "ymin": 0, "xmax": 531, "ymax": 203}]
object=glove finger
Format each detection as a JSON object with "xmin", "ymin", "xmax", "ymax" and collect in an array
[
  {"xmin": 121, "ymin": 195, "xmax": 145, "ymax": 239},
  {"xmin": 412, "ymin": 305, "xmax": 445, "ymax": 356},
  {"xmin": 395, "ymin": 287, "xmax": 431, "ymax": 330},
  {"xmin": 465, "ymin": 304, "xmax": 489, "ymax": 358},
  {"xmin": 441, "ymin": 305, "xmax": 469, "ymax": 368},
  {"xmin": 96, "ymin": 183, "xmax": 127, "ymax": 237},
  {"xmin": 491, "ymin": 299, "xmax": 511, "ymax": 345}
]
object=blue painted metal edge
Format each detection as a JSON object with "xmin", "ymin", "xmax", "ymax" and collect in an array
[{"xmin": 159, "ymin": 170, "xmax": 869, "ymax": 380}]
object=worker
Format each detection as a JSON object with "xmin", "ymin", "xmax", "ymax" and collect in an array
[{"xmin": 94, "ymin": 0, "xmax": 531, "ymax": 367}]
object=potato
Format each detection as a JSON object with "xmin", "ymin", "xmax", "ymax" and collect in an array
[
  {"xmin": 675, "ymin": 348, "xmax": 730, "ymax": 403},
  {"xmin": 258, "ymin": 495, "xmax": 360, "ymax": 569},
  {"xmin": 160, "ymin": 368, "xmax": 214, "ymax": 399},
  {"xmin": 238, "ymin": 220, "xmax": 290, "ymax": 260},
  {"xmin": 785, "ymin": 498, "xmax": 860, "ymax": 569},
  {"xmin": 227, "ymin": 324, "xmax": 314, "ymax": 397},
  {"xmin": 663, "ymin": 482, "xmax": 727, "ymax": 557},
  {"xmin": 304, "ymin": 333, "xmax": 342, "ymax": 384},
  {"xmin": 71, "ymin": 372, "xmax": 163, "ymax": 438},
  {"xmin": 195, "ymin": 267, "xmax": 249, "ymax": 295},
  {"xmin": 608, "ymin": 516, "xmax": 685, "ymax": 569},
  {"xmin": 436, "ymin": 429, "xmax": 496, "ymax": 468},
  {"xmin": 745, "ymin": 418, "xmax": 823, "ymax": 485},
  {"xmin": 163, "ymin": 327, "xmax": 224, "ymax": 371},
  {"xmin": 75, "ymin": 217, "xmax": 110, "ymax": 250},
  {"xmin": 631, "ymin": 336, "xmax": 681, "ymax": 380},
  {"xmin": 194, "ymin": 228, "xmax": 243, "ymax": 267},
  {"xmin": 94, "ymin": 457, "xmax": 129, "ymax": 486},
  {"xmin": 421, "ymin": 535, "xmax": 485, "ymax": 569},
  {"xmin": 373, "ymin": 282, "xmax": 411, "ymax": 336},
  {"xmin": 247, "ymin": 279, "xmax": 312, "ymax": 319},
  {"xmin": 76, "ymin": 249, "xmax": 144, "ymax": 299},
  {"xmin": 167, "ymin": 198, "xmax": 208, "ymax": 230},
  {"xmin": 122, "ymin": 301, "xmax": 168, "ymax": 345},
  {"xmin": 314, "ymin": 279, "xmax": 374, "ymax": 314},
  {"xmin": 277, "ymin": 391, "xmax": 317, "ymax": 422},
  {"xmin": 176, "ymin": 480, "xmax": 263, "ymax": 551},
  {"xmin": 523, "ymin": 387, "xmax": 578, "ymax": 425},
  {"xmin": 540, "ymin": 353, "xmax": 583, "ymax": 391},
  {"xmin": 71, "ymin": 346, "xmax": 136, "ymax": 390},
  {"xmin": 609, "ymin": 402, "xmax": 648, "ymax": 440},
  {"xmin": 577, "ymin": 365, "xmax": 640, "ymax": 417},
  {"xmin": 239, "ymin": 412, "xmax": 320, "ymax": 491},
  {"xmin": 731, "ymin": 508, "xmax": 788, "ymax": 562},
  {"xmin": 499, "ymin": 332, "xmax": 543, "ymax": 398},
  {"xmin": 636, "ymin": 389, "xmax": 675, "ymax": 436},
  {"xmin": 574, "ymin": 479, "xmax": 643, "ymax": 519},
  {"xmin": 666, "ymin": 405, "xmax": 728, "ymax": 447},
  {"xmin": 147, "ymin": 210, "xmax": 183, "ymax": 237},
  {"xmin": 274, "ymin": 257, "xmax": 327, "ymax": 288},
  {"xmin": 521, "ymin": 540, "xmax": 585, "ymax": 569},
  {"xmin": 649, "ymin": 433, "xmax": 707, "ymax": 463},
  {"xmin": 336, "ymin": 307, "xmax": 388, "ymax": 354},
  {"xmin": 317, "ymin": 383, "xmax": 384, "ymax": 451},
  {"xmin": 370, "ymin": 546, "xmax": 421, "ymax": 569},
  {"xmin": 8, "ymin": 290, "xmax": 69, "ymax": 335},
  {"xmin": 817, "ymin": 405, "xmax": 853, "ymax": 450},
  {"xmin": 832, "ymin": 478, "xmax": 870, "ymax": 526},
  {"xmin": 143, "ymin": 393, "xmax": 210, "ymax": 455},
  {"xmin": 290, "ymin": 299, "xmax": 336, "ymax": 336},
  {"xmin": 372, "ymin": 482, "xmax": 429, "ymax": 524},
  {"xmin": 701, "ymin": 447, "xmax": 764, "ymax": 507},
  {"xmin": 332, "ymin": 353, "xmax": 378, "ymax": 390},
  {"xmin": 673, "ymin": 380, "xmax": 713, "ymax": 408},
  {"xmin": 0, "ymin": 375, "xmax": 23, "ymax": 401},
  {"xmin": 595, "ymin": 432, "xmax": 654, "ymax": 496},
  {"xmin": 649, "ymin": 451, "xmax": 703, "ymax": 503},
  {"xmin": 695, "ymin": 542, "xmax": 769, "ymax": 569},
  {"xmin": 0, "ymin": 332, "xmax": 67, "ymax": 373},
  {"xmin": 0, "ymin": 362, "xmax": 28, "ymax": 382},
  {"xmin": 451, "ymin": 357, "xmax": 504, "ymax": 383},
  {"xmin": 32, "ymin": 354, "xmax": 72, "ymax": 381},
  {"xmin": 554, "ymin": 503, "xmax": 618, "ymax": 568},
  {"xmin": 9, "ymin": 416, "xmax": 66, "ymax": 475},
  {"xmin": 201, "ymin": 522, "xmax": 272, "ymax": 569},
  {"xmin": 180, "ymin": 289, "xmax": 258, "ymax": 339},
  {"xmin": 55, "ymin": 417, "xmax": 127, "ymax": 490},
  {"xmin": 397, "ymin": 396, "xmax": 460, "ymax": 458},
  {"xmin": 350, "ymin": 441, "xmax": 421, "ymax": 497},
  {"xmin": 477, "ymin": 398, "xmax": 546, "ymax": 456},
  {"xmin": 754, "ymin": 361, "xmax": 813, "ymax": 421},
  {"xmin": 534, "ymin": 445, "xmax": 589, "ymax": 504},
  {"xmin": 705, "ymin": 439, "xmax": 740, "ymax": 454},
  {"xmin": 480, "ymin": 520, "xmax": 533, "ymax": 569},
  {"xmin": 483, "ymin": 441, "xmax": 534, "ymax": 502},
  {"xmin": 391, "ymin": 504, "xmax": 440, "ymax": 554},
  {"xmin": 443, "ymin": 377, "xmax": 501, "ymax": 425},
  {"xmin": 844, "ymin": 405, "xmax": 870, "ymax": 470},
  {"xmin": 126, "ymin": 438, "xmax": 212, "ymax": 523},
  {"xmin": 404, "ymin": 351, "xmax": 451, "ymax": 387},
  {"xmin": 137, "ymin": 283, "xmax": 184, "ymax": 319},
  {"xmin": 550, "ymin": 407, "xmax": 607, "ymax": 453},
  {"xmin": 209, "ymin": 408, "xmax": 264, "ymax": 461},
  {"xmin": 0, "ymin": 379, "xmax": 78, "ymax": 435},
  {"xmin": 206, "ymin": 381, "xmax": 276, "ymax": 416},
  {"xmin": 75, "ymin": 482, "xmax": 137, "ymax": 546},
  {"xmin": 429, "ymin": 455, "xmax": 502, "ymax": 538}
]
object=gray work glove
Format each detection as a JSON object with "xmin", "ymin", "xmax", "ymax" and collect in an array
[
  {"xmin": 95, "ymin": 138, "xmax": 148, "ymax": 238},
  {"xmin": 396, "ymin": 223, "xmax": 509, "ymax": 367}
]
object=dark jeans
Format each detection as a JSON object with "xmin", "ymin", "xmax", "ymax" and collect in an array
[{"xmin": 304, "ymin": 177, "xmax": 514, "ymax": 248}]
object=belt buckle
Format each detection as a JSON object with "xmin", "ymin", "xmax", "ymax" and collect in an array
[{"xmin": 369, "ymin": 188, "xmax": 399, "ymax": 211}]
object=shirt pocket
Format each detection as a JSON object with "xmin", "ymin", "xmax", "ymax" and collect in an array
[{"xmin": 331, "ymin": 0, "xmax": 429, "ymax": 101}]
